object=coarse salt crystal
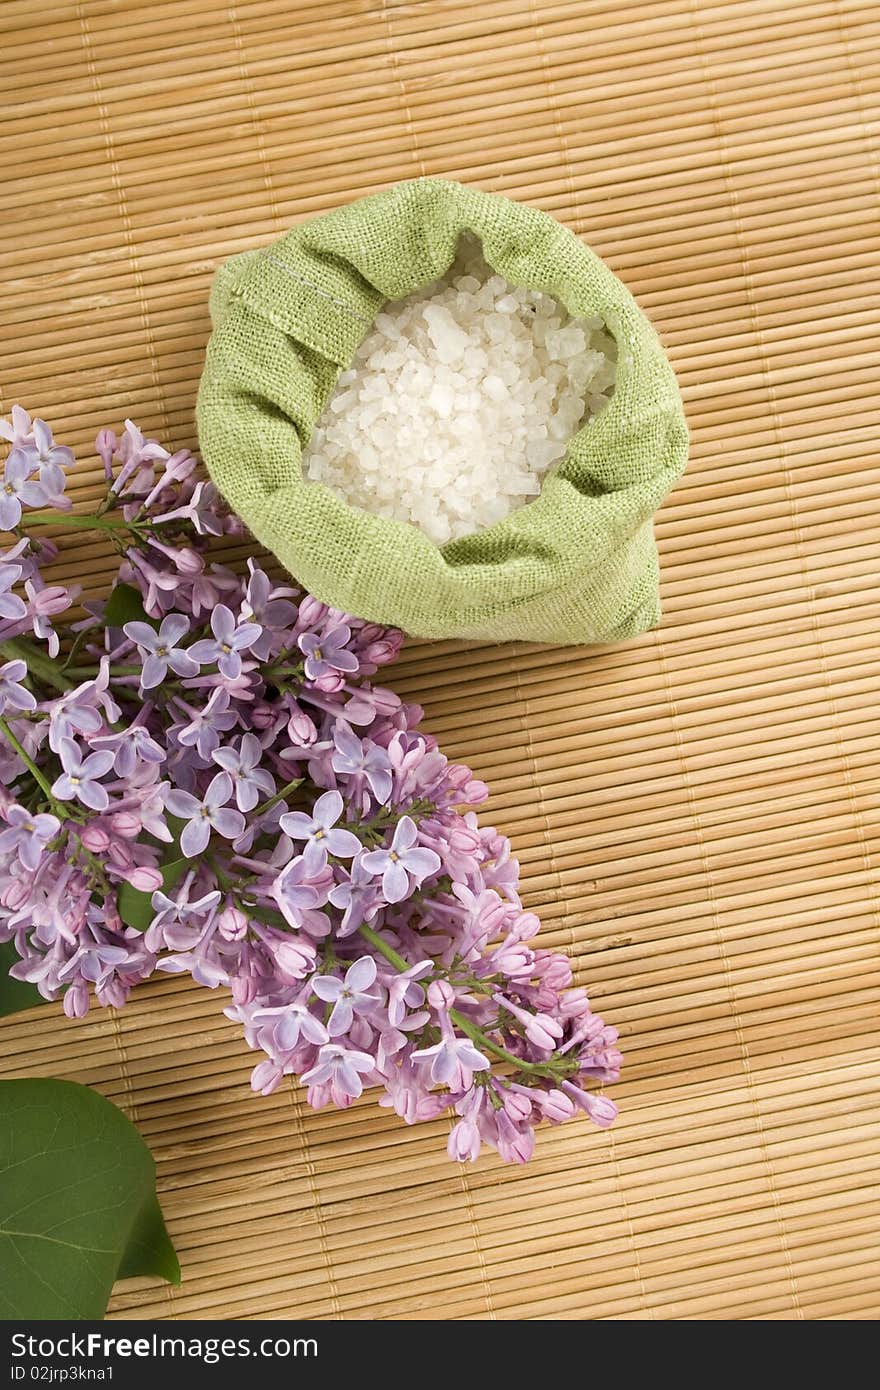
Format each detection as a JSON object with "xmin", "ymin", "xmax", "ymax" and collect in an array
[{"xmin": 302, "ymin": 237, "xmax": 616, "ymax": 545}]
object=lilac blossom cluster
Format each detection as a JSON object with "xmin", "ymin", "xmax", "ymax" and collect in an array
[{"xmin": 0, "ymin": 408, "xmax": 620, "ymax": 1163}]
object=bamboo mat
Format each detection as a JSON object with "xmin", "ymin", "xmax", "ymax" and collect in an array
[{"xmin": 1, "ymin": 0, "xmax": 879, "ymax": 1321}]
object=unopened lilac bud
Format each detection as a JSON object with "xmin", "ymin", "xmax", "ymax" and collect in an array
[
  {"xmin": 448, "ymin": 822, "xmax": 482, "ymax": 852},
  {"xmin": 250, "ymin": 701, "xmax": 277, "ymax": 731},
  {"xmin": 107, "ymin": 841, "xmax": 133, "ymax": 868},
  {"xmin": 502, "ymin": 1088, "xmax": 534, "ymax": 1123},
  {"xmin": 461, "ymin": 779, "xmax": 489, "ymax": 804},
  {"xmin": 314, "ymin": 671, "xmax": 344, "ymax": 695},
  {"xmin": 427, "ymin": 979, "xmax": 455, "ymax": 1011},
  {"xmin": 95, "ymin": 428, "xmax": 117, "ymax": 479},
  {"xmin": 305, "ymin": 1079, "xmax": 333, "ymax": 1109},
  {"xmin": 102, "ymin": 901, "xmax": 124, "ymax": 933},
  {"xmin": 63, "ymin": 983, "xmax": 90, "ymax": 1019},
  {"xmin": 297, "ymin": 596, "xmax": 326, "ymax": 627},
  {"xmin": 508, "ymin": 911, "xmax": 540, "ymax": 942},
  {"xmin": 231, "ymin": 975, "xmax": 259, "ymax": 1006},
  {"xmin": 274, "ymin": 940, "xmax": 317, "ymax": 982},
  {"xmin": 173, "ymin": 546, "xmax": 203, "ymax": 576},
  {"xmin": 251, "ymin": 1059, "xmax": 284, "ymax": 1096},
  {"xmin": 361, "ymin": 640, "xmax": 398, "ymax": 665},
  {"xmin": 445, "ymin": 765, "xmax": 472, "ymax": 791},
  {"xmin": 368, "ymin": 686, "xmax": 402, "ymax": 717},
  {"xmin": 80, "ymin": 825, "xmax": 110, "ymax": 852},
  {"xmin": 110, "ymin": 811, "xmax": 141, "ymax": 839},
  {"xmin": 1, "ymin": 878, "xmax": 31, "ymax": 910},
  {"xmin": 494, "ymin": 1112, "xmax": 534, "ymax": 1164},
  {"xmin": 523, "ymin": 1011, "xmax": 564, "ymax": 1051},
  {"xmin": 98, "ymin": 979, "xmax": 126, "ymax": 1008},
  {"xmin": 125, "ymin": 865, "xmax": 163, "ymax": 892},
  {"xmin": 218, "ymin": 904, "xmax": 248, "ymax": 941},
  {"xmin": 286, "ymin": 703, "xmax": 317, "ymax": 745},
  {"xmin": 536, "ymin": 1088, "xmax": 576, "ymax": 1123},
  {"xmin": 447, "ymin": 1118, "xmax": 481, "ymax": 1162},
  {"xmin": 561, "ymin": 1081, "xmax": 618, "ymax": 1128}
]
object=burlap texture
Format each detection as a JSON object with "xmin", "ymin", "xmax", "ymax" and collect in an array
[{"xmin": 197, "ymin": 179, "xmax": 687, "ymax": 643}]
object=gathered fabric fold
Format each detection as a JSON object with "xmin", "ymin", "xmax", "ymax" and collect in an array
[{"xmin": 197, "ymin": 178, "xmax": 688, "ymax": 644}]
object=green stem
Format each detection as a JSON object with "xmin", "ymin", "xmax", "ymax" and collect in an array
[
  {"xmin": 0, "ymin": 715, "xmax": 56, "ymax": 801},
  {"xmin": 23, "ymin": 511, "xmax": 131, "ymax": 534},
  {"xmin": 450, "ymin": 1009, "xmax": 549, "ymax": 1074},
  {"xmin": 207, "ymin": 855, "xmax": 293, "ymax": 934},
  {"xmin": 353, "ymin": 798, "xmax": 433, "ymax": 845},
  {"xmin": 357, "ymin": 922, "xmax": 409, "ymax": 971},
  {"xmin": 62, "ymin": 663, "xmax": 142, "ymax": 679},
  {"xmin": 208, "ymin": 856, "xmax": 237, "ymax": 895},
  {"xmin": 0, "ymin": 637, "xmax": 74, "ymax": 691},
  {"xmin": 252, "ymin": 778, "xmax": 303, "ymax": 817}
]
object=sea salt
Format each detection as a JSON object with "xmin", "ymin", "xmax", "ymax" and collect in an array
[{"xmin": 302, "ymin": 237, "xmax": 617, "ymax": 546}]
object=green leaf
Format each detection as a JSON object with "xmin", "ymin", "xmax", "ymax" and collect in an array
[
  {"xmin": 103, "ymin": 582, "xmax": 150, "ymax": 629},
  {"xmin": 0, "ymin": 940, "xmax": 47, "ymax": 1018},
  {"xmin": 0, "ymin": 1078, "xmax": 180, "ymax": 1319},
  {"xmin": 115, "ymin": 1192, "xmax": 180, "ymax": 1285},
  {"xmin": 118, "ymin": 857, "xmax": 187, "ymax": 932}
]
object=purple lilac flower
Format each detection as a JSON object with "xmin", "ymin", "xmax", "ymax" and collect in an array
[
  {"xmin": 153, "ymin": 479, "xmax": 224, "ymax": 536},
  {"xmin": 139, "ymin": 449, "xmax": 197, "ymax": 510},
  {"xmin": 212, "ymin": 732, "xmax": 275, "ymax": 812},
  {"xmin": 251, "ymin": 999, "xmax": 329, "ymax": 1051},
  {"xmin": 24, "ymin": 418, "xmax": 76, "ymax": 477},
  {"xmin": 57, "ymin": 939, "xmax": 131, "ymax": 987},
  {"xmin": 188, "ymin": 604, "xmax": 262, "ymax": 679},
  {"xmin": 124, "ymin": 613, "xmax": 198, "ymax": 689},
  {"xmin": 272, "ymin": 855, "xmax": 323, "ymax": 929},
  {"xmin": 146, "ymin": 882, "xmax": 222, "ymax": 949},
  {"xmin": 0, "ymin": 804, "xmax": 60, "ymax": 869},
  {"xmin": 560, "ymin": 1081, "xmax": 618, "ymax": 1127},
  {"xmin": 48, "ymin": 687, "xmax": 103, "ymax": 753},
  {"xmin": 411, "ymin": 1031, "xmax": 490, "ymax": 1090},
  {"xmin": 0, "ymin": 405, "xmax": 33, "ymax": 447},
  {"xmin": 240, "ymin": 561, "xmax": 297, "ymax": 659},
  {"xmin": 301, "ymin": 1043, "xmax": 375, "ymax": 1103},
  {"xmin": 24, "ymin": 580, "xmax": 73, "ymax": 658},
  {"xmin": 0, "ymin": 659, "xmax": 36, "ymax": 715},
  {"xmin": 386, "ymin": 960, "xmax": 433, "ymax": 1028},
  {"xmin": 331, "ymin": 723, "xmax": 392, "ymax": 803},
  {"xmin": 311, "ymin": 956, "xmax": 380, "ymax": 1037},
  {"xmin": 0, "ymin": 452, "xmax": 47, "ymax": 530},
  {"xmin": 25, "ymin": 420, "xmax": 73, "ymax": 512},
  {"xmin": 0, "ymin": 563, "xmax": 26, "ymax": 621},
  {"xmin": 279, "ymin": 789, "xmax": 361, "ymax": 869},
  {"xmin": 175, "ymin": 687, "xmax": 237, "ymax": 760},
  {"xmin": 110, "ymin": 419, "xmax": 168, "ymax": 495},
  {"xmin": 448, "ymin": 1117, "xmax": 481, "ymax": 1162},
  {"xmin": 92, "ymin": 723, "xmax": 164, "ymax": 776},
  {"xmin": 298, "ymin": 624, "xmax": 358, "ymax": 681},
  {"xmin": 327, "ymin": 857, "xmax": 383, "ymax": 937},
  {"xmin": 165, "ymin": 771, "xmax": 245, "ymax": 857},
  {"xmin": 51, "ymin": 737, "xmax": 115, "ymax": 812},
  {"xmin": 360, "ymin": 816, "xmax": 441, "ymax": 904}
]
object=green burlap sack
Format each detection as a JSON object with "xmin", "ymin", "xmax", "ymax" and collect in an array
[{"xmin": 197, "ymin": 178, "xmax": 687, "ymax": 645}]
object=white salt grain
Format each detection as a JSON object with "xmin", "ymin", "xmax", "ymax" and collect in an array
[{"xmin": 303, "ymin": 237, "xmax": 617, "ymax": 545}]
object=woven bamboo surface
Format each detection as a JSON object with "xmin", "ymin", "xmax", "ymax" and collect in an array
[{"xmin": 2, "ymin": 0, "xmax": 879, "ymax": 1321}]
